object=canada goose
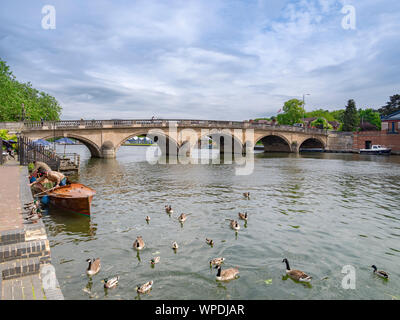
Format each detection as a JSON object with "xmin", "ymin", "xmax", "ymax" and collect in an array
[
  {"xmin": 86, "ymin": 258, "xmax": 101, "ymax": 276},
  {"xmin": 282, "ymin": 258, "xmax": 312, "ymax": 282},
  {"xmin": 243, "ymin": 192, "xmax": 250, "ymax": 199},
  {"xmin": 133, "ymin": 236, "xmax": 145, "ymax": 251},
  {"xmin": 371, "ymin": 265, "xmax": 389, "ymax": 279},
  {"xmin": 178, "ymin": 213, "xmax": 190, "ymax": 223},
  {"xmin": 238, "ymin": 212, "xmax": 248, "ymax": 221},
  {"xmin": 103, "ymin": 276, "xmax": 119, "ymax": 288},
  {"xmin": 165, "ymin": 205, "xmax": 173, "ymax": 214},
  {"xmin": 210, "ymin": 257, "xmax": 225, "ymax": 266},
  {"xmin": 151, "ymin": 256, "xmax": 160, "ymax": 265},
  {"xmin": 215, "ymin": 265, "xmax": 239, "ymax": 281},
  {"xmin": 206, "ymin": 238, "xmax": 214, "ymax": 246},
  {"xmin": 172, "ymin": 241, "xmax": 179, "ymax": 250},
  {"xmin": 145, "ymin": 216, "xmax": 151, "ymax": 222},
  {"xmin": 137, "ymin": 280, "xmax": 153, "ymax": 294},
  {"xmin": 228, "ymin": 219, "xmax": 240, "ymax": 231}
]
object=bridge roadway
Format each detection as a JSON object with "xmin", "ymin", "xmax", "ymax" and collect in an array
[{"xmin": 0, "ymin": 119, "xmax": 352, "ymax": 158}]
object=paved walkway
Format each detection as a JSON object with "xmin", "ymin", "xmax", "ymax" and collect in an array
[
  {"xmin": 0, "ymin": 160, "xmax": 23, "ymax": 231},
  {"xmin": 0, "ymin": 160, "xmax": 63, "ymax": 300}
]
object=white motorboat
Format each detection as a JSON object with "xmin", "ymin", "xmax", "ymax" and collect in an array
[{"xmin": 359, "ymin": 145, "xmax": 391, "ymax": 155}]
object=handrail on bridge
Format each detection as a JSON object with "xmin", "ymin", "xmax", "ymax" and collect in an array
[{"xmin": 21, "ymin": 119, "xmax": 329, "ymax": 135}]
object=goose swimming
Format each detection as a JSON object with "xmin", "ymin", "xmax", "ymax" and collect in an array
[
  {"xmin": 238, "ymin": 212, "xmax": 248, "ymax": 221},
  {"xmin": 215, "ymin": 265, "xmax": 239, "ymax": 281},
  {"xmin": 86, "ymin": 258, "xmax": 101, "ymax": 276},
  {"xmin": 282, "ymin": 258, "xmax": 312, "ymax": 282},
  {"xmin": 133, "ymin": 236, "xmax": 145, "ymax": 251}
]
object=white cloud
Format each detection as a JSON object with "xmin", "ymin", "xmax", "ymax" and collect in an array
[{"xmin": 0, "ymin": 0, "xmax": 399, "ymax": 120}]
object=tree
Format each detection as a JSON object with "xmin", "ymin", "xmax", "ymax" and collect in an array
[
  {"xmin": 310, "ymin": 117, "xmax": 333, "ymax": 130},
  {"xmin": 277, "ymin": 99, "xmax": 305, "ymax": 125},
  {"xmin": 0, "ymin": 58, "xmax": 62, "ymax": 121},
  {"xmin": 358, "ymin": 108, "xmax": 381, "ymax": 130},
  {"xmin": 330, "ymin": 109, "xmax": 345, "ymax": 123},
  {"xmin": 377, "ymin": 94, "xmax": 400, "ymax": 116},
  {"xmin": 342, "ymin": 99, "xmax": 359, "ymax": 131},
  {"xmin": 305, "ymin": 109, "xmax": 335, "ymax": 122}
]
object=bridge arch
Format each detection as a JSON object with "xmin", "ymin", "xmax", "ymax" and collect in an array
[
  {"xmin": 298, "ymin": 137, "xmax": 326, "ymax": 152},
  {"xmin": 255, "ymin": 134, "xmax": 292, "ymax": 152},
  {"xmin": 116, "ymin": 130, "xmax": 180, "ymax": 156},
  {"xmin": 181, "ymin": 131, "xmax": 244, "ymax": 155},
  {"xmin": 41, "ymin": 133, "xmax": 102, "ymax": 158}
]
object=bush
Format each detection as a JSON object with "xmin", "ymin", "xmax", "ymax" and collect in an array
[{"xmin": 310, "ymin": 117, "xmax": 333, "ymax": 130}]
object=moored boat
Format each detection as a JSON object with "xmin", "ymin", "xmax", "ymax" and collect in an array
[
  {"xmin": 359, "ymin": 145, "xmax": 391, "ymax": 155},
  {"xmin": 46, "ymin": 183, "xmax": 96, "ymax": 217}
]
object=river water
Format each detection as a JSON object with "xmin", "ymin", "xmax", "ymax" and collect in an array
[{"xmin": 44, "ymin": 145, "xmax": 400, "ymax": 300}]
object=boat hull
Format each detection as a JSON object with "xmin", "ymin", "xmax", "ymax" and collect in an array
[
  {"xmin": 359, "ymin": 149, "xmax": 391, "ymax": 155},
  {"xmin": 47, "ymin": 183, "xmax": 96, "ymax": 217},
  {"xmin": 49, "ymin": 195, "xmax": 93, "ymax": 217}
]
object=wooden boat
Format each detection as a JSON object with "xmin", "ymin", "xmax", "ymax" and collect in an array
[{"xmin": 46, "ymin": 183, "xmax": 96, "ymax": 217}]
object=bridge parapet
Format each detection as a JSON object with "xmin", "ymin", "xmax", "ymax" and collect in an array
[{"xmin": 17, "ymin": 120, "xmax": 328, "ymax": 135}]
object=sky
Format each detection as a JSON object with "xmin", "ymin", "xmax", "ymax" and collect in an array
[{"xmin": 0, "ymin": 0, "xmax": 399, "ymax": 120}]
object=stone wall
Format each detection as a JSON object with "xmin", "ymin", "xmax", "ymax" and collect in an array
[{"xmin": 326, "ymin": 132, "xmax": 355, "ymax": 153}]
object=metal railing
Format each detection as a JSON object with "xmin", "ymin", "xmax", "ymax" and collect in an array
[
  {"xmin": 21, "ymin": 119, "xmax": 329, "ymax": 135},
  {"xmin": 57, "ymin": 152, "xmax": 80, "ymax": 166},
  {"xmin": 18, "ymin": 136, "xmax": 60, "ymax": 170}
]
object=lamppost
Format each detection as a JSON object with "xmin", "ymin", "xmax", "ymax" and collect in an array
[{"xmin": 302, "ymin": 93, "xmax": 310, "ymax": 127}]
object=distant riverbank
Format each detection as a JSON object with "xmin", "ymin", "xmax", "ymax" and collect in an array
[{"xmin": 123, "ymin": 143, "xmax": 155, "ymax": 146}]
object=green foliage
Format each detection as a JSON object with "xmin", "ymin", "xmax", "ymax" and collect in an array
[
  {"xmin": 305, "ymin": 109, "xmax": 335, "ymax": 122},
  {"xmin": 342, "ymin": 99, "xmax": 359, "ymax": 132},
  {"xmin": 0, "ymin": 129, "xmax": 17, "ymax": 151},
  {"xmin": 330, "ymin": 110, "xmax": 345, "ymax": 123},
  {"xmin": 0, "ymin": 58, "xmax": 62, "ymax": 122},
  {"xmin": 358, "ymin": 108, "xmax": 381, "ymax": 130},
  {"xmin": 28, "ymin": 162, "xmax": 34, "ymax": 171},
  {"xmin": 310, "ymin": 117, "xmax": 333, "ymax": 130},
  {"xmin": 304, "ymin": 109, "xmax": 344, "ymax": 123},
  {"xmin": 0, "ymin": 129, "xmax": 17, "ymax": 141},
  {"xmin": 377, "ymin": 94, "xmax": 400, "ymax": 116},
  {"xmin": 277, "ymin": 99, "xmax": 305, "ymax": 125},
  {"xmin": 253, "ymin": 117, "xmax": 271, "ymax": 121}
]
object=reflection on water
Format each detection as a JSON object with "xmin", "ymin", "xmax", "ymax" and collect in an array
[{"xmin": 46, "ymin": 145, "xmax": 400, "ymax": 300}]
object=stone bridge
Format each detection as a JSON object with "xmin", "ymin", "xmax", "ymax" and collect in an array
[{"xmin": 0, "ymin": 119, "xmax": 351, "ymax": 158}]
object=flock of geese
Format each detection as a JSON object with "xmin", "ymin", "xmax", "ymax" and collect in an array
[
  {"xmin": 84, "ymin": 190, "xmax": 390, "ymax": 296},
  {"xmin": 26, "ymin": 190, "xmax": 390, "ymax": 297},
  {"xmin": 83, "ymin": 193, "xmax": 252, "ymax": 293}
]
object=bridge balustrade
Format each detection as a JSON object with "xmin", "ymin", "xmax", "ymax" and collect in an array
[{"xmin": 19, "ymin": 119, "xmax": 328, "ymax": 135}]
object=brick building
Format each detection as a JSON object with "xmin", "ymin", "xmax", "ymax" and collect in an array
[{"xmin": 353, "ymin": 110, "xmax": 400, "ymax": 154}]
